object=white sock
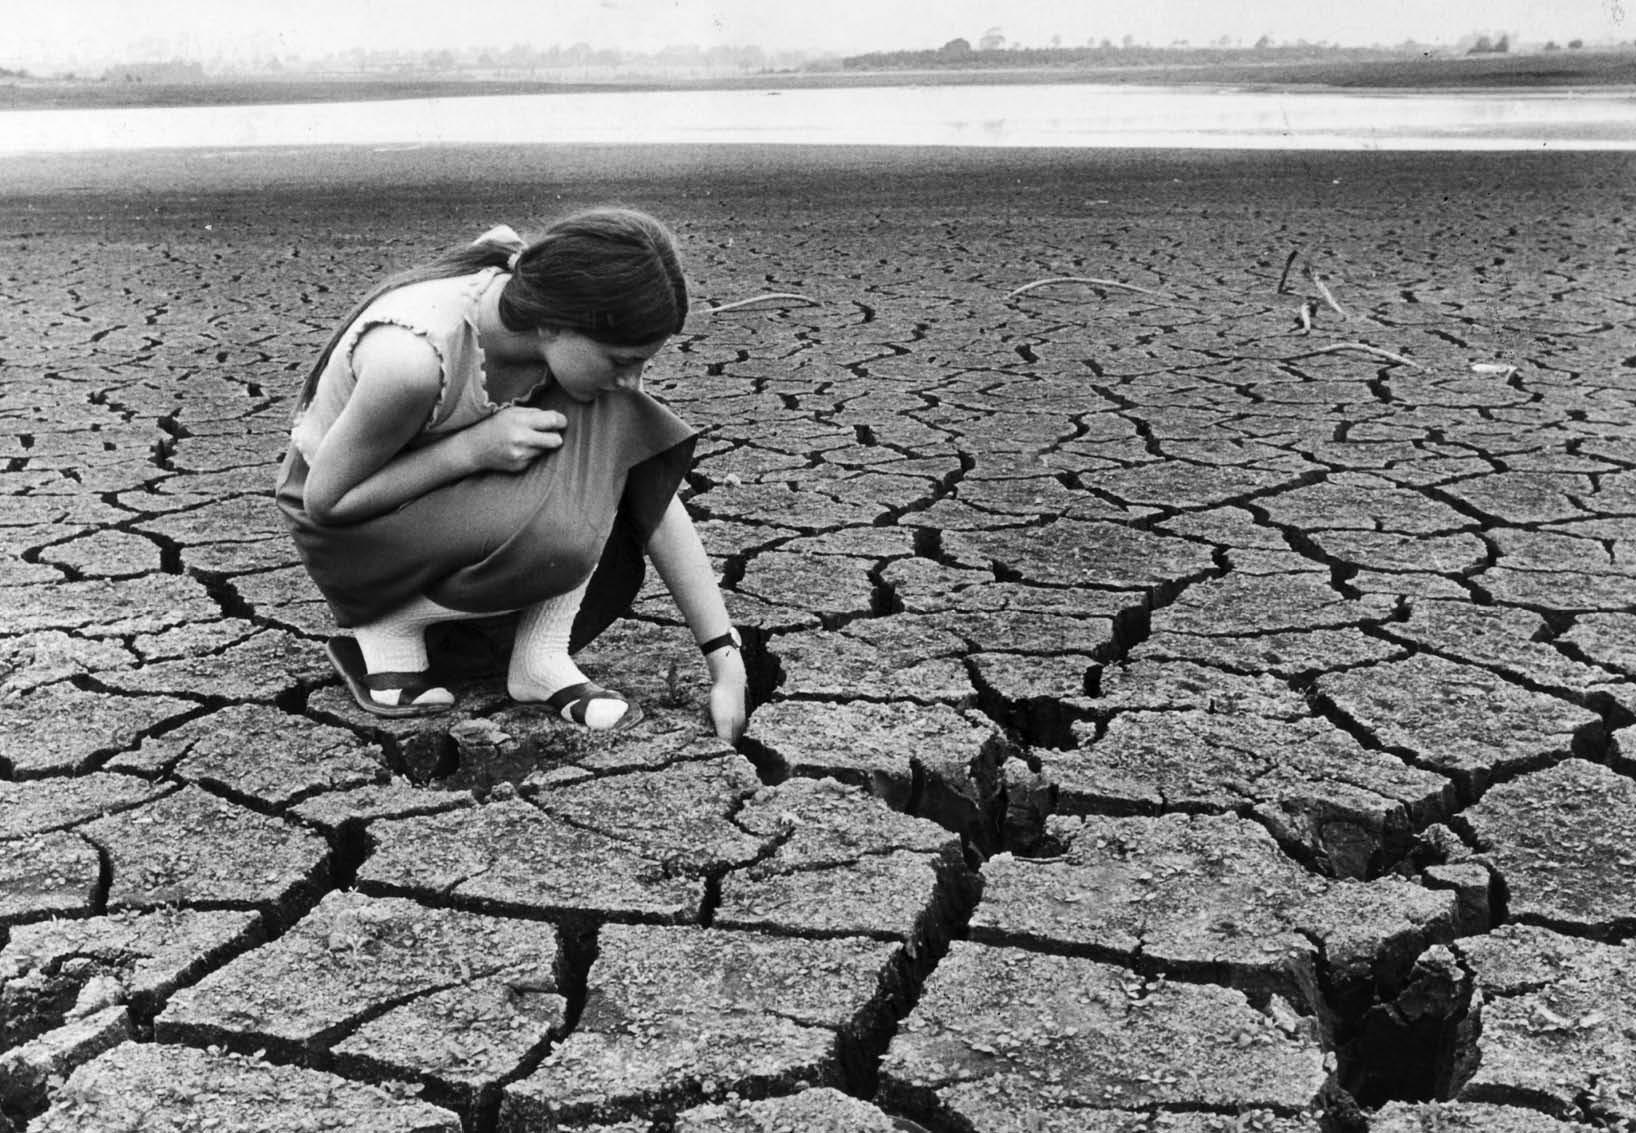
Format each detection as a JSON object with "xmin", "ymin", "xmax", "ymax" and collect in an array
[
  {"xmin": 508, "ymin": 580, "xmax": 630, "ymax": 729},
  {"xmin": 352, "ymin": 594, "xmax": 466, "ymax": 707}
]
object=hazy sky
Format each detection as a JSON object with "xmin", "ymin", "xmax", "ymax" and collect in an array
[{"xmin": 7, "ymin": 0, "xmax": 1630, "ymax": 68}]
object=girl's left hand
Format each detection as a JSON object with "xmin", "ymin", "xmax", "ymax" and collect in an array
[{"xmin": 705, "ymin": 646, "xmax": 748, "ymax": 742}]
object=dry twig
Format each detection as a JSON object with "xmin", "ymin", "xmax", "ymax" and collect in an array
[
  {"xmin": 1303, "ymin": 342, "xmax": 1424, "ymax": 370},
  {"xmin": 1305, "ymin": 265, "xmax": 1348, "ymax": 318},
  {"xmin": 709, "ymin": 293, "xmax": 819, "ymax": 312},
  {"xmin": 1005, "ymin": 276, "xmax": 1167, "ymax": 300},
  {"xmin": 1293, "ymin": 299, "xmax": 1317, "ymax": 335},
  {"xmin": 1275, "ymin": 249, "xmax": 1301, "ymax": 294}
]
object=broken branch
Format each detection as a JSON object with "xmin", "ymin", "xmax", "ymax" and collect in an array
[
  {"xmin": 1303, "ymin": 342, "xmax": 1424, "ymax": 370},
  {"xmin": 1005, "ymin": 276, "xmax": 1167, "ymax": 299},
  {"xmin": 1305, "ymin": 265, "xmax": 1348, "ymax": 318},
  {"xmin": 709, "ymin": 293, "xmax": 819, "ymax": 312},
  {"xmin": 1275, "ymin": 250, "xmax": 1301, "ymax": 294},
  {"xmin": 1294, "ymin": 300, "xmax": 1316, "ymax": 335}
]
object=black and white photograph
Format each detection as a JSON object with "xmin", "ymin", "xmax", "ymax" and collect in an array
[{"xmin": 2, "ymin": 2, "xmax": 1634, "ymax": 1130}]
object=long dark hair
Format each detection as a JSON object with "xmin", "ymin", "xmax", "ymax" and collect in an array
[{"xmin": 296, "ymin": 207, "xmax": 688, "ymax": 410}]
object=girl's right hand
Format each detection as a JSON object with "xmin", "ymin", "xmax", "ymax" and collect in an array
[{"xmin": 463, "ymin": 407, "xmax": 568, "ymax": 472}]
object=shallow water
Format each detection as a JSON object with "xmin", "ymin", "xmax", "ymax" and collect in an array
[{"xmin": 1, "ymin": 82, "xmax": 1633, "ymax": 154}]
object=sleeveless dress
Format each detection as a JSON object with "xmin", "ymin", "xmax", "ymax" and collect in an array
[{"xmin": 275, "ymin": 268, "xmax": 696, "ymax": 648}]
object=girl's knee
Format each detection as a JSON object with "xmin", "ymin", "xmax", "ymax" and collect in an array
[{"xmin": 516, "ymin": 526, "xmax": 605, "ymax": 592}]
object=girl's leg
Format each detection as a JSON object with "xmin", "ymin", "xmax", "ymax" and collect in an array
[
  {"xmin": 352, "ymin": 593, "xmax": 473, "ymax": 709},
  {"xmin": 508, "ymin": 578, "xmax": 636, "ymax": 730}
]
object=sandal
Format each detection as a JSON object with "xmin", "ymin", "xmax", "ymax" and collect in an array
[
  {"xmin": 326, "ymin": 636, "xmax": 454, "ymax": 718},
  {"xmin": 541, "ymin": 680, "xmax": 644, "ymax": 732}
]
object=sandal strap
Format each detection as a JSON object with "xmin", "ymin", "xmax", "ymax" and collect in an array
[
  {"xmin": 362, "ymin": 670, "xmax": 444, "ymax": 699},
  {"xmin": 544, "ymin": 681, "xmax": 629, "ymax": 725}
]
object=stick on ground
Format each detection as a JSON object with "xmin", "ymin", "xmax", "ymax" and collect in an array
[
  {"xmin": 1306, "ymin": 269, "xmax": 1348, "ymax": 317},
  {"xmin": 1005, "ymin": 276, "xmax": 1167, "ymax": 299},
  {"xmin": 710, "ymin": 293, "xmax": 819, "ymax": 312},
  {"xmin": 1302, "ymin": 342, "xmax": 1424, "ymax": 369},
  {"xmin": 1276, "ymin": 250, "xmax": 1302, "ymax": 294},
  {"xmin": 1294, "ymin": 300, "xmax": 1315, "ymax": 335}
]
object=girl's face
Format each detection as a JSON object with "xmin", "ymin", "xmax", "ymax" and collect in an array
[{"xmin": 539, "ymin": 328, "xmax": 668, "ymax": 402}]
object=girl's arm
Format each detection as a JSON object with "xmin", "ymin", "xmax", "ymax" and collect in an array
[
  {"xmin": 304, "ymin": 326, "xmax": 564, "ymax": 525},
  {"xmin": 645, "ymin": 495, "xmax": 748, "ymax": 741}
]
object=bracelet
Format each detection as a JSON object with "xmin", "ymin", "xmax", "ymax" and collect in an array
[{"xmin": 699, "ymin": 631, "xmax": 740, "ymax": 656}]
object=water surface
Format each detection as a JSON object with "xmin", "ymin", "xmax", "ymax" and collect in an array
[{"xmin": 2, "ymin": 82, "xmax": 1632, "ymax": 154}]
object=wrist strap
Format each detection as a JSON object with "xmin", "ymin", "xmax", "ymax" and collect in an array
[{"xmin": 699, "ymin": 631, "xmax": 740, "ymax": 656}]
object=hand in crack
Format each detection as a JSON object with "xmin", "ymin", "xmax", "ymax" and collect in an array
[{"xmin": 706, "ymin": 643, "xmax": 749, "ymax": 743}]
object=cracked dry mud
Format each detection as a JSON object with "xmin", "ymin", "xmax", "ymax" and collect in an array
[{"xmin": 2, "ymin": 145, "xmax": 1634, "ymax": 1131}]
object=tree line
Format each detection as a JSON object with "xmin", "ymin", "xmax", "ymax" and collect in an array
[{"xmin": 840, "ymin": 39, "xmax": 1412, "ymax": 71}]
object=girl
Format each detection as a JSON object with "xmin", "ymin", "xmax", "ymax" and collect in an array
[{"xmin": 275, "ymin": 208, "xmax": 746, "ymax": 738}]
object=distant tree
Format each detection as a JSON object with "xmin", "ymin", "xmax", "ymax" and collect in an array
[
  {"xmin": 1050, "ymin": 33, "xmax": 1062, "ymax": 48},
  {"xmin": 978, "ymin": 26, "xmax": 1006, "ymax": 51},
  {"xmin": 1254, "ymin": 34, "xmax": 1273, "ymax": 49},
  {"xmin": 1469, "ymin": 33, "xmax": 1513, "ymax": 53},
  {"xmin": 1121, "ymin": 34, "xmax": 1135, "ymax": 48},
  {"xmin": 938, "ymin": 37, "xmax": 972, "ymax": 58},
  {"xmin": 1568, "ymin": 38, "xmax": 1584, "ymax": 48},
  {"xmin": 1543, "ymin": 40, "xmax": 1560, "ymax": 51}
]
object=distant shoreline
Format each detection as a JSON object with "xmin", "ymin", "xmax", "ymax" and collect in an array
[{"xmin": 5, "ymin": 49, "xmax": 1635, "ymax": 112}]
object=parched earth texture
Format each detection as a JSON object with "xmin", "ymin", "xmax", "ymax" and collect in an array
[{"xmin": 2, "ymin": 144, "xmax": 1635, "ymax": 1132}]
